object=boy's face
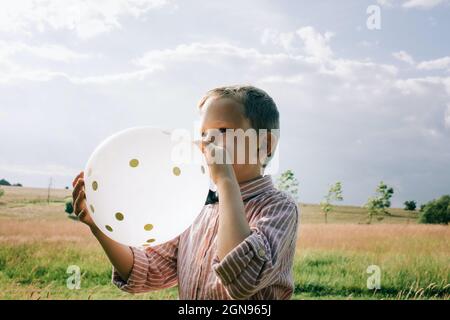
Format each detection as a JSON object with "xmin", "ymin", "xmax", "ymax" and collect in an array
[{"xmin": 199, "ymin": 97, "xmax": 263, "ymax": 183}]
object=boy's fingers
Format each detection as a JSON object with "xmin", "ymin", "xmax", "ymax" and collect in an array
[
  {"xmin": 72, "ymin": 172, "xmax": 81, "ymax": 187},
  {"xmin": 193, "ymin": 140, "xmax": 214, "ymax": 154},
  {"xmin": 72, "ymin": 179, "xmax": 85, "ymax": 199},
  {"xmin": 193, "ymin": 140, "xmax": 228, "ymax": 165},
  {"xmin": 73, "ymin": 190, "xmax": 86, "ymax": 216},
  {"xmin": 72, "ymin": 171, "xmax": 84, "ymax": 188}
]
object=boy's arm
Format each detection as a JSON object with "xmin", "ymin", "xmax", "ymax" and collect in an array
[
  {"xmin": 209, "ymin": 155, "xmax": 298, "ymax": 299},
  {"xmin": 111, "ymin": 235, "xmax": 180, "ymax": 293},
  {"xmin": 90, "ymin": 226, "xmax": 179, "ymax": 293},
  {"xmin": 213, "ymin": 191, "xmax": 298, "ymax": 300},
  {"xmin": 216, "ymin": 175, "xmax": 251, "ymax": 260},
  {"xmin": 91, "ymin": 225, "xmax": 134, "ymax": 280}
]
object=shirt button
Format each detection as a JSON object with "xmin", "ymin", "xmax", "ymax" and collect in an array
[{"xmin": 257, "ymin": 248, "xmax": 266, "ymax": 258}]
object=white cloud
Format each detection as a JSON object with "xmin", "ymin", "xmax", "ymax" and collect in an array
[
  {"xmin": 417, "ymin": 56, "xmax": 450, "ymax": 70},
  {"xmin": 0, "ymin": 63, "xmax": 162, "ymax": 85},
  {"xmin": 261, "ymin": 26, "xmax": 334, "ymax": 60},
  {"xmin": 445, "ymin": 104, "xmax": 450, "ymax": 128},
  {"xmin": 0, "ymin": 40, "xmax": 89, "ymax": 62},
  {"xmin": 0, "ymin": 0, "xmax": 170, "ymax": 38},
  {"xmin": 261, "ymin": 28, "xmax": 297, "ymax": 52},
  {"xmin": 0, "ymin": 39, "xmax": 162, "ymax": 84},
  {"xmin": 393, "ymin": 51, "xmax": 415, "ymax": 65},
  {"xmin": 403, "ymin": 0, "xmax": 447, "ymax": 8},
  {"xmin": 134, "ymin": 42, "xmax": 299, "ymax": 69},
  {"xmin": 377, "ymin": 0, "xmax": 448, "ymax": 8},
  {"xmin": 0, "ymin": 41, "xmax": 89, "ymax": 84},
  {"xmin": 377, "ymin": 0, "xmax": 394, "ymax": 7},
  {"xmin": 394, "ymin": 76, "xmax": 445, "ymax": 95},
  {"xmin": 67, "ymin": 66, "xmax": 163, "ymax": 85},
  {"xmin": 296, "ymin": 27, "xmax": 334, "ymax": 60}
]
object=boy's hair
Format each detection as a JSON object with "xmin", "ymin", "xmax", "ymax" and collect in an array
[{"xmin": 198, "ymin": 85, "xmax": 280, "ymax": 132}]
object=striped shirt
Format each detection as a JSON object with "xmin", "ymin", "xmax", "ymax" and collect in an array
[{"xmin": 112, "ymin": 175, "xmax": 299, "ymax": 300}]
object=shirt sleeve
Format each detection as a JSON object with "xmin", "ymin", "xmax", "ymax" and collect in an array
[
  {"xmin": 112, "ymin": 235, "xmax": 179, "ymax": 293},
  {"xmin": 212, "ymin": 195, "xmax": 299, "ymax": 299}
]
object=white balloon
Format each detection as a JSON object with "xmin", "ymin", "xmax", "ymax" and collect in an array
[{"xmin": 84, "ymin": 127, "xmax": 210, "ymax": 247}]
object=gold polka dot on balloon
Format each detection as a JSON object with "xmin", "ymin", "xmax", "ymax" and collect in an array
[
  {"xmin": 146, "ymin": 238, "xmax": 156, "ymax": 243},
  {"xmin": 105, "ymin": 225, "xmax": 113, "ymax": 232},
  {"xmin": 129, "ymin": 159, "xmax": 139, "ymax": 168},
  {"xmin": 172, "ymin": 166, "xmax": 181, "ymax": 176},
  {"xmin": 115, "ymin": 212, "xmax": 124, "ymax": 221},
  {"xmin": 144, "ymin": 224, "xmax": 153, "ymax": 231},
  {"xmin": 92, "ymin": 181, "xmax": 98, "ymax": 191},
  {"xmin": 89, "ymin": 204, "xmax": 95, "ymax": 213}
]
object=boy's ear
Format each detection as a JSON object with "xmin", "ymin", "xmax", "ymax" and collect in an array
[{"xmin": 258, "ymin": 130, "xmax": 279, "ymax": 166}]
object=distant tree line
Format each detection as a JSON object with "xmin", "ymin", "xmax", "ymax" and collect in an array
[
  {"xmin": 276, "ymin": 170, "xmax": 450, "ymax": 225},
  {"xmin": 0, "ymin": 179, "xmax": 22, "ymax": 187}
]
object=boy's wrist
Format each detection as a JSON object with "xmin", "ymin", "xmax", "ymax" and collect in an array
[
  {"xmin": 90, "ymin": 225, "xmax": 101, "ymax": 236},
  {"xmin": 215, "ymin": 167, "xmax": 238, "ymax": 189},
  {"xmin": 216, "ymin": 175, "xmax": 236, "ymax": 189}
]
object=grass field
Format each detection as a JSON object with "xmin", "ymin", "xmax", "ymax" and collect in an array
[{"xmin": 0, "ymin": 186, "xmax": 448, "ymax": 300}]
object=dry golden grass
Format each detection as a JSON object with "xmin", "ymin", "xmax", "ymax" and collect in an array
[
  {"xmin": 297, "ymin": 224, "xmax": 450, "ymax": 254},
  {"xmin": 0, "ymin": 218, "xmax": 92, "ymax": 244},
  {"xmin": 0, "ymin": 186, "xmax": 448, "ymax": 299},
  {"xmin": 0, "ymin": 186, "xmax": 70, "ymax": 202}
]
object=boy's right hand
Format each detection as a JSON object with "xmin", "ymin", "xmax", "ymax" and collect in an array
[{"xmin": 72, "ymin": 171, "xmax": 96, "ymax": 229}]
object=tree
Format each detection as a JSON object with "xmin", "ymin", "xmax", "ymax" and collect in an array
[
  {"xmin": 0, "ymin": 179, "xmax": 11, "ymax": 186},
  {"xmin": 276, "ymin": 170, "xmax": 299, "ymax": 202},
  {"xmin": 364, "ymin": 181, "xmax": 394, "ymax": 224},
  {"xmin": 419, "ymin": 195, "xmax": 450, "ymax": 225},
  {"xmin": 65, "ymin": 198, "xmax": 74, "ymax": 214},
  {"xmin": 320, "ymin": 182, "xmax": 343, "ymax": 223},
  {"xmin": 404, "ymin": 200, "xmax": 417, "ymax": 211}
]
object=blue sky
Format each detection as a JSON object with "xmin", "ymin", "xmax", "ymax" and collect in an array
[{"xmin": 0, "ymin": 0, "xmax": 449, "ymax": 206}]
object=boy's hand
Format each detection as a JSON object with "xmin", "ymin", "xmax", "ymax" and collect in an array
[
  {"xmin": 196, "ymin": 140, "xmax": 235, "ymax": 185},
  {"xmin": 72, "ymin": 171, "xmax": 96, "ymax": 229}
]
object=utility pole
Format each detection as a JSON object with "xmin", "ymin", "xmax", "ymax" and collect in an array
[{"xmin": 47, "ymin": 177, "xmax": 53, "ymax": 204}]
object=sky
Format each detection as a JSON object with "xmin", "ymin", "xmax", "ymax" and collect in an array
[{"xmin": 0, "ymin": 0, "xmax": 449, "ymax": 207}]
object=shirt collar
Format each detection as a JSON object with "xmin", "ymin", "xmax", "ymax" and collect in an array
[{"xmin": 239, "ymin": 175, "xmax": 274, "ymax": 202}]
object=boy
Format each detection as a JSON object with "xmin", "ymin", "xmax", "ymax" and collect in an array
[{"xmin": 72, "ymin": 85, "xmax": 299, "ymax": 299}]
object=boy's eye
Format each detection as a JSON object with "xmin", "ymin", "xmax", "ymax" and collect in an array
[{"xmin": 202, "ymin": 128, "xmax": 228, "ymax": 137}]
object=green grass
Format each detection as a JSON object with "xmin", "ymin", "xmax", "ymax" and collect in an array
[
  {"xmin": 0, "ymin": 242, "xmax": 178, "ymax": 300},
  {"xmin": 293, "ymin": 250, "xmax": 449, "ymax": 299},
  {"xmin": 0, "ymin": 187, "xmax": 448, "ymax": 300},
  {"xmin": 0, "ymin": 241, "xmax": 448, "ymax": 300}
]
